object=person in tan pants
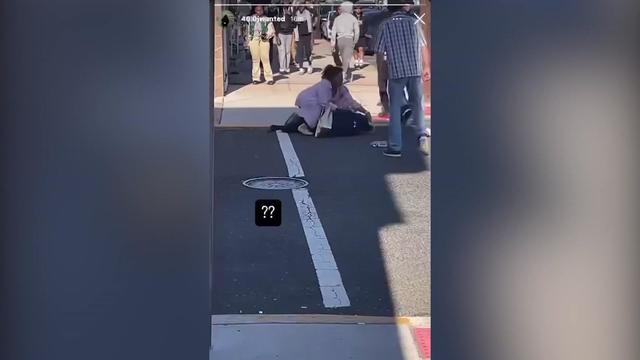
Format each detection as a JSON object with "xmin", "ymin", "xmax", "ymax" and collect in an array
[{"xmin": 246, "ymin": 6, "xmax": 275, "ymax": 84}]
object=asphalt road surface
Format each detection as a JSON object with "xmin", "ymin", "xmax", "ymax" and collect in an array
[{"xmin": 212, "ymin": 127, "xmax": 430, "ymax": 317}]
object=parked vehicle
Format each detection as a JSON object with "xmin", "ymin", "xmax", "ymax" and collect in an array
[
  {"xmin": 354, "ymin": 0, "xmax": 379, "ymax": 8},
  {"xmin": 361, "ymin": 8, "xmax": 386, "ymax": 54},
  {"xmin": 319, "ymin": 1, "xmax": 339, "ymax": 39},
  {"xmin": 321, "ymin": 9, "xmax": 339, "ymax": 40}
]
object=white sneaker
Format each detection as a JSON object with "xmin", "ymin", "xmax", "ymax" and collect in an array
[
  {"xmin": 297, "ymin": 123, "xmax": 314, "ymax": 136},
  {"xmin": 306, "ymin": 67, "xmax": 313, "ymax": 74},
  {"xmin": 298, "ymin": 68, "xmax": 305, "ymax": 75},
  {"xmin": 419, "ymin": 136, "xmax": 430, "ymax": 155},
  {"xmin": 284, "ymin": 68, "xmax": 290, "ymax": 74}
]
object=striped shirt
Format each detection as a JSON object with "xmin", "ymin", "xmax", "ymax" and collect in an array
[{"xmin": 374, "ymin": 11, "xmax": 427, "ymax": 79}]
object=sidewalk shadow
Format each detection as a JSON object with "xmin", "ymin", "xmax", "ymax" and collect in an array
[
  {"xmin": 218, "ymin": 107, "xmax": 297, "ymax": 126},
  {"xmin": 273, "ymin": 74, "xmax": 289, "ymax": 81},
  {"xmin": 287, "ymin": 125, "xmax": 430, "ymax": 317}
]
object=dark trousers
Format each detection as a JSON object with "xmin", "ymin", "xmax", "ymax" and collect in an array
[
  {"xmin": 270, "ymin": 37, "xmax": 280, "ymax": 73},
  {"xmin": 376, "ymin": 53, "xmax": 390, "ymax": 112},
  {"xmin": 270, "ymin": 110, "xmax": 372, "ymax": 136},
  {"xmin": 296, "ymin": 34, "xmax": 312, "ymax": 68},
  {"xmin": 270, "ymin": 113, "xmax": 307, "ymax": 133},
  {"xmin": 328, "ymin": 109, "xmax": 373, "ymax": 136}
]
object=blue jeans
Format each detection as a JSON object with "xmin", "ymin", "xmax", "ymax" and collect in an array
[{"xmin": 388, "ymin": 76, "xmax": 428, "ymax": 152}]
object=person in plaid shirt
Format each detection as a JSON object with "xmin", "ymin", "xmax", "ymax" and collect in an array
[{"xmin": 375, "ymin": 0, "xmax": 431, "ymax": 157}]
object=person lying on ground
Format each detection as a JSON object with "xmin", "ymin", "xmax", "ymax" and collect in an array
[{"xmin": 269, "ymin": 65, "xmax": 373, "ymax": 137}]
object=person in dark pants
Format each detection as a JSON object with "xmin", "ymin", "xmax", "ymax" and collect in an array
[
  {"xmin": 294, "ymin": 2, "xmax": 314, "ymax": 74},
  {"xmin": 322, "ymin": 108, "xmax": 373, "ymax": 137},
  {"xmin": 267, "ymin": 4, "xmax": 283, "ymax": 74},
  {"xmin": 371, "ymin": 8, "xmax": 392, "ymax": 116},
  {"xmin": 377, "ymin": 52, "xmax": 390, "ymax": 116},
  {"xmin": 270, "ymin": 65, "xmax": 372, "ymax": 136},
  {"xmin": 353, "ymin": 5, "xmax": 368, "ymax": 69},
  {"xmin": 306, "ymin": 0, "xmax": 320, "ymax": 45}
]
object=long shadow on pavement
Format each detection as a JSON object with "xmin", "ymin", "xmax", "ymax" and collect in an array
[
  {"xmin": 213, "ymin": 120, "xmax": 429, "ymax": 317},
  {"xmin": 290, "ymin": 126, "xmax": 430, "ymax": 317}
]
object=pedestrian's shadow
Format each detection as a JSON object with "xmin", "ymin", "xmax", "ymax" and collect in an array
[{"xmin": 273, "ymin": 74, "xmax": 289, "ymax": 81}]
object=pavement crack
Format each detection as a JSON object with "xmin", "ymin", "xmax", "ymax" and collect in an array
[{"xmin": 328, "ymin": 287, "xmax": 344, "ymax": 306}]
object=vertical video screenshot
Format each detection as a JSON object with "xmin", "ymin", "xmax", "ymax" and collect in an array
[{"xmin": 211, "ymin": 0, "xmax": 431, "ymax": 357}]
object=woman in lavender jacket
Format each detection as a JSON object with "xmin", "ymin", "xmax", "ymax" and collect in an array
[{"xmin": 270, "ymin": 65, "xmax": 373, "ymax": 136}]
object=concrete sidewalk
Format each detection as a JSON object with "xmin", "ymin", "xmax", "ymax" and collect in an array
[
  {"xmin": 216, "ymin": 39, "xmax": 432, "ymax": 127},
  {"xmin": 210, "ymin": 315, "xmax": 430, "ymax": 360},
  {"xmin": 216, "ymin": 40, "xmax": 383, "ymax": 127}
]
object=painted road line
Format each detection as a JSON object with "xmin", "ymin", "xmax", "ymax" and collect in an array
[
  {"xmin": 275, "ymin": 131, "xmax": 351, "ymax": 308},
  {"xmin": 275, "ymin": 131, "xmax": 304, "ymax": 177},
  {"xmin": 292, "ymin": 188, "xmax": 350, "ymax": 307}
]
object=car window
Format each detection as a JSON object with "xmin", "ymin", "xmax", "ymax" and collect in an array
[
  {"xmin": 329, "ymin": 11, "xmax": 337, "ymax": 27},
  {"xmin": 320, "ymin": 6, "xmax": 331, "ymax": 16}
]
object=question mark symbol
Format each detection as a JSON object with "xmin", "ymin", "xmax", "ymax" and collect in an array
[
  {"xmin": 268, "ymin": 205, "xmax": 276, "ymax": 218},
  {"xmin": 261, "ymin": 205, "xmax": 269, "ymax": 218}
]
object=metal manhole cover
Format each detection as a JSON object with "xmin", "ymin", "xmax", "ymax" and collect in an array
[{"xmin": 242, "ymin": 176, "xmax": 309, "ymax": 190}]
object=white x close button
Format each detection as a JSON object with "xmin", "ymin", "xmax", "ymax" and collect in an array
[{"xmin": 414, "ymin": 13, "xmax": 425, "ymax": 25}]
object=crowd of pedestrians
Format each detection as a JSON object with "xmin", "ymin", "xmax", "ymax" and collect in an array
[{"xmin": 244, "ymin": 1, "xmax": 320, "ymax": 85}]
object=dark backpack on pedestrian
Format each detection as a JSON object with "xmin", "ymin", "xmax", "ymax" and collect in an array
[{"xmin": 279, "ymin": 13, "xmax": 295, "ymax": 34}]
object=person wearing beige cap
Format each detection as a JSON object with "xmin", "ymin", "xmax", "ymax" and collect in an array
[{"xmin": 330, "ymin": 1, "xmax": 360, "ymax": 83}]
